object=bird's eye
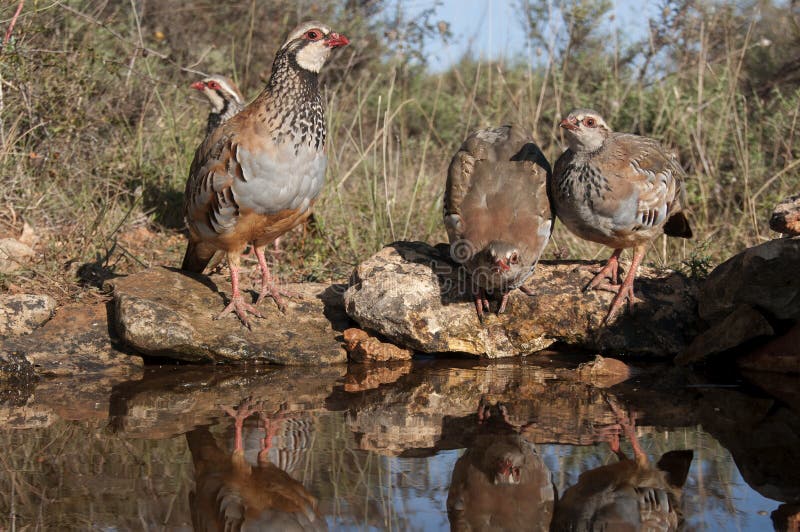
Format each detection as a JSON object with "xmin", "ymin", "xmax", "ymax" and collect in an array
[
  {"xmin": 510, "ymin": 252, "xmax": 518, "ymax": 264},
  {"xmin": 584, "ymin": 117, "xmax": 596, "ymax": 127},
  {"xmin": 208, "ymin": 81, "xmax": 220, "ymax": 90},
  {"xmin": 305, "ymin": 30, "xmax": 322, "ymax": 41}
]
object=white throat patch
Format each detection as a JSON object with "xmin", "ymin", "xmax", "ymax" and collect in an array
[{"xmin": 295, "ymin": 43, "xmax": 330, "ymax": 73}]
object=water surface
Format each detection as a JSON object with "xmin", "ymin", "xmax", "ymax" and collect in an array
[{"xmin": 1, "ymin": 358, "xmax": 798, "ymax": 530}]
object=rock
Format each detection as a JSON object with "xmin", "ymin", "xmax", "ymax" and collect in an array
[
  {"xmin": 108, "ymin": 365, "xmax": 346, "ymax": 438},
  {"xmin": 575, "ymin": 355, "xmax": 631, "ymax": 388},
  {"xmin": 677, "ymin": 304, "xmax": 775, "ymax": 365},
  {"xmin": 0, "ymin": 302, "xmax": 144, "ymax": 378},
  {"xmin": 108, "ymin": 267, "xmax": 350, "ymax": 365},
  {"xmin": 0, "ymin": 238, "xmax": 35, "ymax": 273},
  {"xmin": 770, "ymin": 193, "xmax": 800, "ymax": 236},
  {"xmin": 0, "ymin": 294, "xmax": 56, "ymax": 336},
  {"xmin": 343, "ymin": 327, "xmax": 414, "ymax": 363},
  {"xmin": 699, "ymin": 237, "xmax": 800, "ymax": 323},
  {"xmin": 685, "ymin": 237, "xmax": 800, "ymax": 365},
  {"xmin": 344, "ymin": 241, "xmax": 699, "ymax": 358},
  {"xmin": 737, "ymin": 322, "xmax": 800, "ymax": 374}
]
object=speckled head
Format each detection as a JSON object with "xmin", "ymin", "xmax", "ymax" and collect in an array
[
  {"xmin": 279, "ymin": 20, "xmax": 350, "ymax": 73},
  {"xmin": 560, "ymin": 109, "xmax": 611, "ymax": 153},
  {"xmin": 191, "ymin": 75, "xmax": 244, "ymax": 114}
]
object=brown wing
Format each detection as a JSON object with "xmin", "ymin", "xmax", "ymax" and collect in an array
[{"xmin": 592, "ymin": 133, "xmax": 690, "ymax": 237}]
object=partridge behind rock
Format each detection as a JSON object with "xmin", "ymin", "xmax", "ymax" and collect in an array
[
  {"xmin": 181, "ymin": 21, "xmax": 349, "ymax": 326},
  {"xmin": 444, "ymin": 125, "xmax": 553, "ymax": 319},
  {"xmin": 551, "ymin": 109, "xmax": 692, "ymax": 323},
  {"xmin": 191, "ymin": 75, "xmax": 245, "ymax": 135}
]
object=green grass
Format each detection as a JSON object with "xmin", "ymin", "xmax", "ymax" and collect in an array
[{"xmin": 0, "ymin": 0, "xmax": 797, "ymax": 299}]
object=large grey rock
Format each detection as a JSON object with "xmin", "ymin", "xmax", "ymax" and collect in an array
[
  {"xmin": 344, "ymin": 241, "xmax": 699, "ymax": 358},
  {"xmin": 681, "ymin": 236, "xmax": 800, "ymax": 366},
  {"xmin": 108, "ymin": 267, "xmax": 350, "ymax": 365},
  {"xmin": 0, "ymin": 294, "xmax": 55, "ymax": 336},
  {"xmin": 0, "ymin": 302, "xmax": 144, "ymax": 378}
]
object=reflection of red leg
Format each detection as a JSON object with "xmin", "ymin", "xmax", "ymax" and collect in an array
[
  {"xmin": 258, "ymin": 414, "xmax": 285, "ymax": 465},
  {"xmin": 221, "ymin": 398, "xmax": 259, "ymax": 452},
  {"xmin": 607, "ymin": 398, "xmax": 646, "ymax": 465}
]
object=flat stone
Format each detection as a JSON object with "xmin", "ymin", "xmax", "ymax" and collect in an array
[
  {"xmin": 770, "ymin": 193, "xmax": 800, "ymax": 236},
  {"xmin": 0, "ymin": 293, "xmax": 56, "ymax": 337},
  {"xmin": 0, "ymin": 238, "xmax": 34, "ymax": 273},
  {"xmin": 344, "ymin": 241, "xmax": 699, "ymax": 358},
  {"xmin": 0, "ymin": 302, "xmax": 144, "ymax": 378},
  {"xmin": 677, "ymin": 304, "xmax": 775, "ymax": 365},
  {"xmin": 108, "ymin": 267, "xmax": 350, "ymax": 365}
]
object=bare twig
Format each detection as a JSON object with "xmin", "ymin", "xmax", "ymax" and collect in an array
[{"xmin": 2, "ymin": 0, "xmax": 24, "ymax": 47}]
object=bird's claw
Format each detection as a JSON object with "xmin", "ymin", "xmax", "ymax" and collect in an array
[{"xmin": 216, "ymin": 295, "xmax": 264, "ymax": 327}]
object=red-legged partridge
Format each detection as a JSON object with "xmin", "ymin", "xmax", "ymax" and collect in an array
[
  {"xmin": 445, "ymin": 125, "xmax": 553, "ymax": 320},
  {"xmin": 552, "ymin": 109, "xmax": 692, "ymax": 323},
  {"xmin": 191, "ymin": 75, "xmax": 245, "ymax": 135},
  {"xmin": 182, "ymin": 21, "xmax": 349, "ymax": 326},
  {"xmin": 551, "ymin": 401, "xmax": 693, "ymax": 531}
]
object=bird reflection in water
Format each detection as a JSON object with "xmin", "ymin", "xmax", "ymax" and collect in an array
[
  {"xmin": 447, "ymin": 397, "xmax": 556, "ymax": 531},
  {"xmin": 551, "ymin": 398, "xmax": 693, "ymax": 532},
  {"xmin": 186, "ymin": 397, "xmax": 326, "ymax": 531}
]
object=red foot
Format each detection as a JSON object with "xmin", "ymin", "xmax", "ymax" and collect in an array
[{"xmin": 216, "ymin": 294, "xmax": 263, "ymax": 327}]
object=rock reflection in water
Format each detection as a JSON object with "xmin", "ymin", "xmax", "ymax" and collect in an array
[{"xmin": 447, "ymin": 399, "xmax": 555, "ymax": 531}]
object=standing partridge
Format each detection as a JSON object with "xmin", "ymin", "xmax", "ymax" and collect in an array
[
  {"xmin": 191, "ymin": 75, "xmax": 245, "ymax": 135},
  {"xmin": 181, "ymin": 21, "xmax": 349, "ymax": 326},
  {"xmin": 444, "ymin": 125, "xmax": 553, "ymax": 320},
  {"xmin": 551, "ymin": 109, "xmax": 692, "ymax": 323}
]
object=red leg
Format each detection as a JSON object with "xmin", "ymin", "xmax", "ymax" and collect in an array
[
  {"xmin": 253, "ymin": 246, "xmax": 296, "ymax": 311},
  {"xmin": 602, "ymin": 245, "xmax": 646, "ymax": 324},
  {"xmin": 272, "ymin": 237, "xmax": 283, "ymax": 255},
  {"xmin": 216, "ymin": 253, "xmax": 263, "ymax": 327},
  {"xmin": 497, "ymin": 292, "xmax": 511, "ymax": 314},
  {"xmin": 473, "ymin": 287, "xmax": 491, "ymax": 321},
  {"xmin": 585, "ymin": 248, "xmax": 623, "ymax": 292}
]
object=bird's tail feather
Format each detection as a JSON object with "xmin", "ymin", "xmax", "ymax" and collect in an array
[
  {"xmin": 663, "ymin": 212, "xmax": 693, "ymax": 239},
  {"xmin": 181, "ymin": 241, "xmax": 214, "ymax": 272}
]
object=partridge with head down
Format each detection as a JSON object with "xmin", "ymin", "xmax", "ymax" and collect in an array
[{"xmin": 444, "ymin": 125, "xmax": 553, "ymax": 320}]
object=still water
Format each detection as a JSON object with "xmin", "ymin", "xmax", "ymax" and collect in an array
[{"xmin": 0, "ymin": 358, "xmax": 797, "ymax": 530}]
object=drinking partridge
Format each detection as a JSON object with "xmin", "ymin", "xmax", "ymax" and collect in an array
[
  {"xmin": 551, "ymin": 109, "xmax": 692, "ymax": 323},
  {"xmin": 181, "ymin": 21, "xmax": 349, "ymax": 326},
  {"xmin": 191, "ymin": 75, "xmax": 245, "ymax": 135},
  {"xmin": 444, "ymin": 125, "xmax": 553, "ymax": 320}
]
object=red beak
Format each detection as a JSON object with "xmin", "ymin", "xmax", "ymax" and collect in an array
[
  {"xmin": 325, "ymin": 32, "xmax": 350, "ymax": 48},
  {"xmin": 190, "ymin": 81, "xmax": 205, "ymax": 90},
  {"xmin": 560, "ymin": 118, "xmax": 579, "ymax": 131},
  {"xmin": 494, "ymin": 258, "xmax": 511, "ymax": 272}
]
